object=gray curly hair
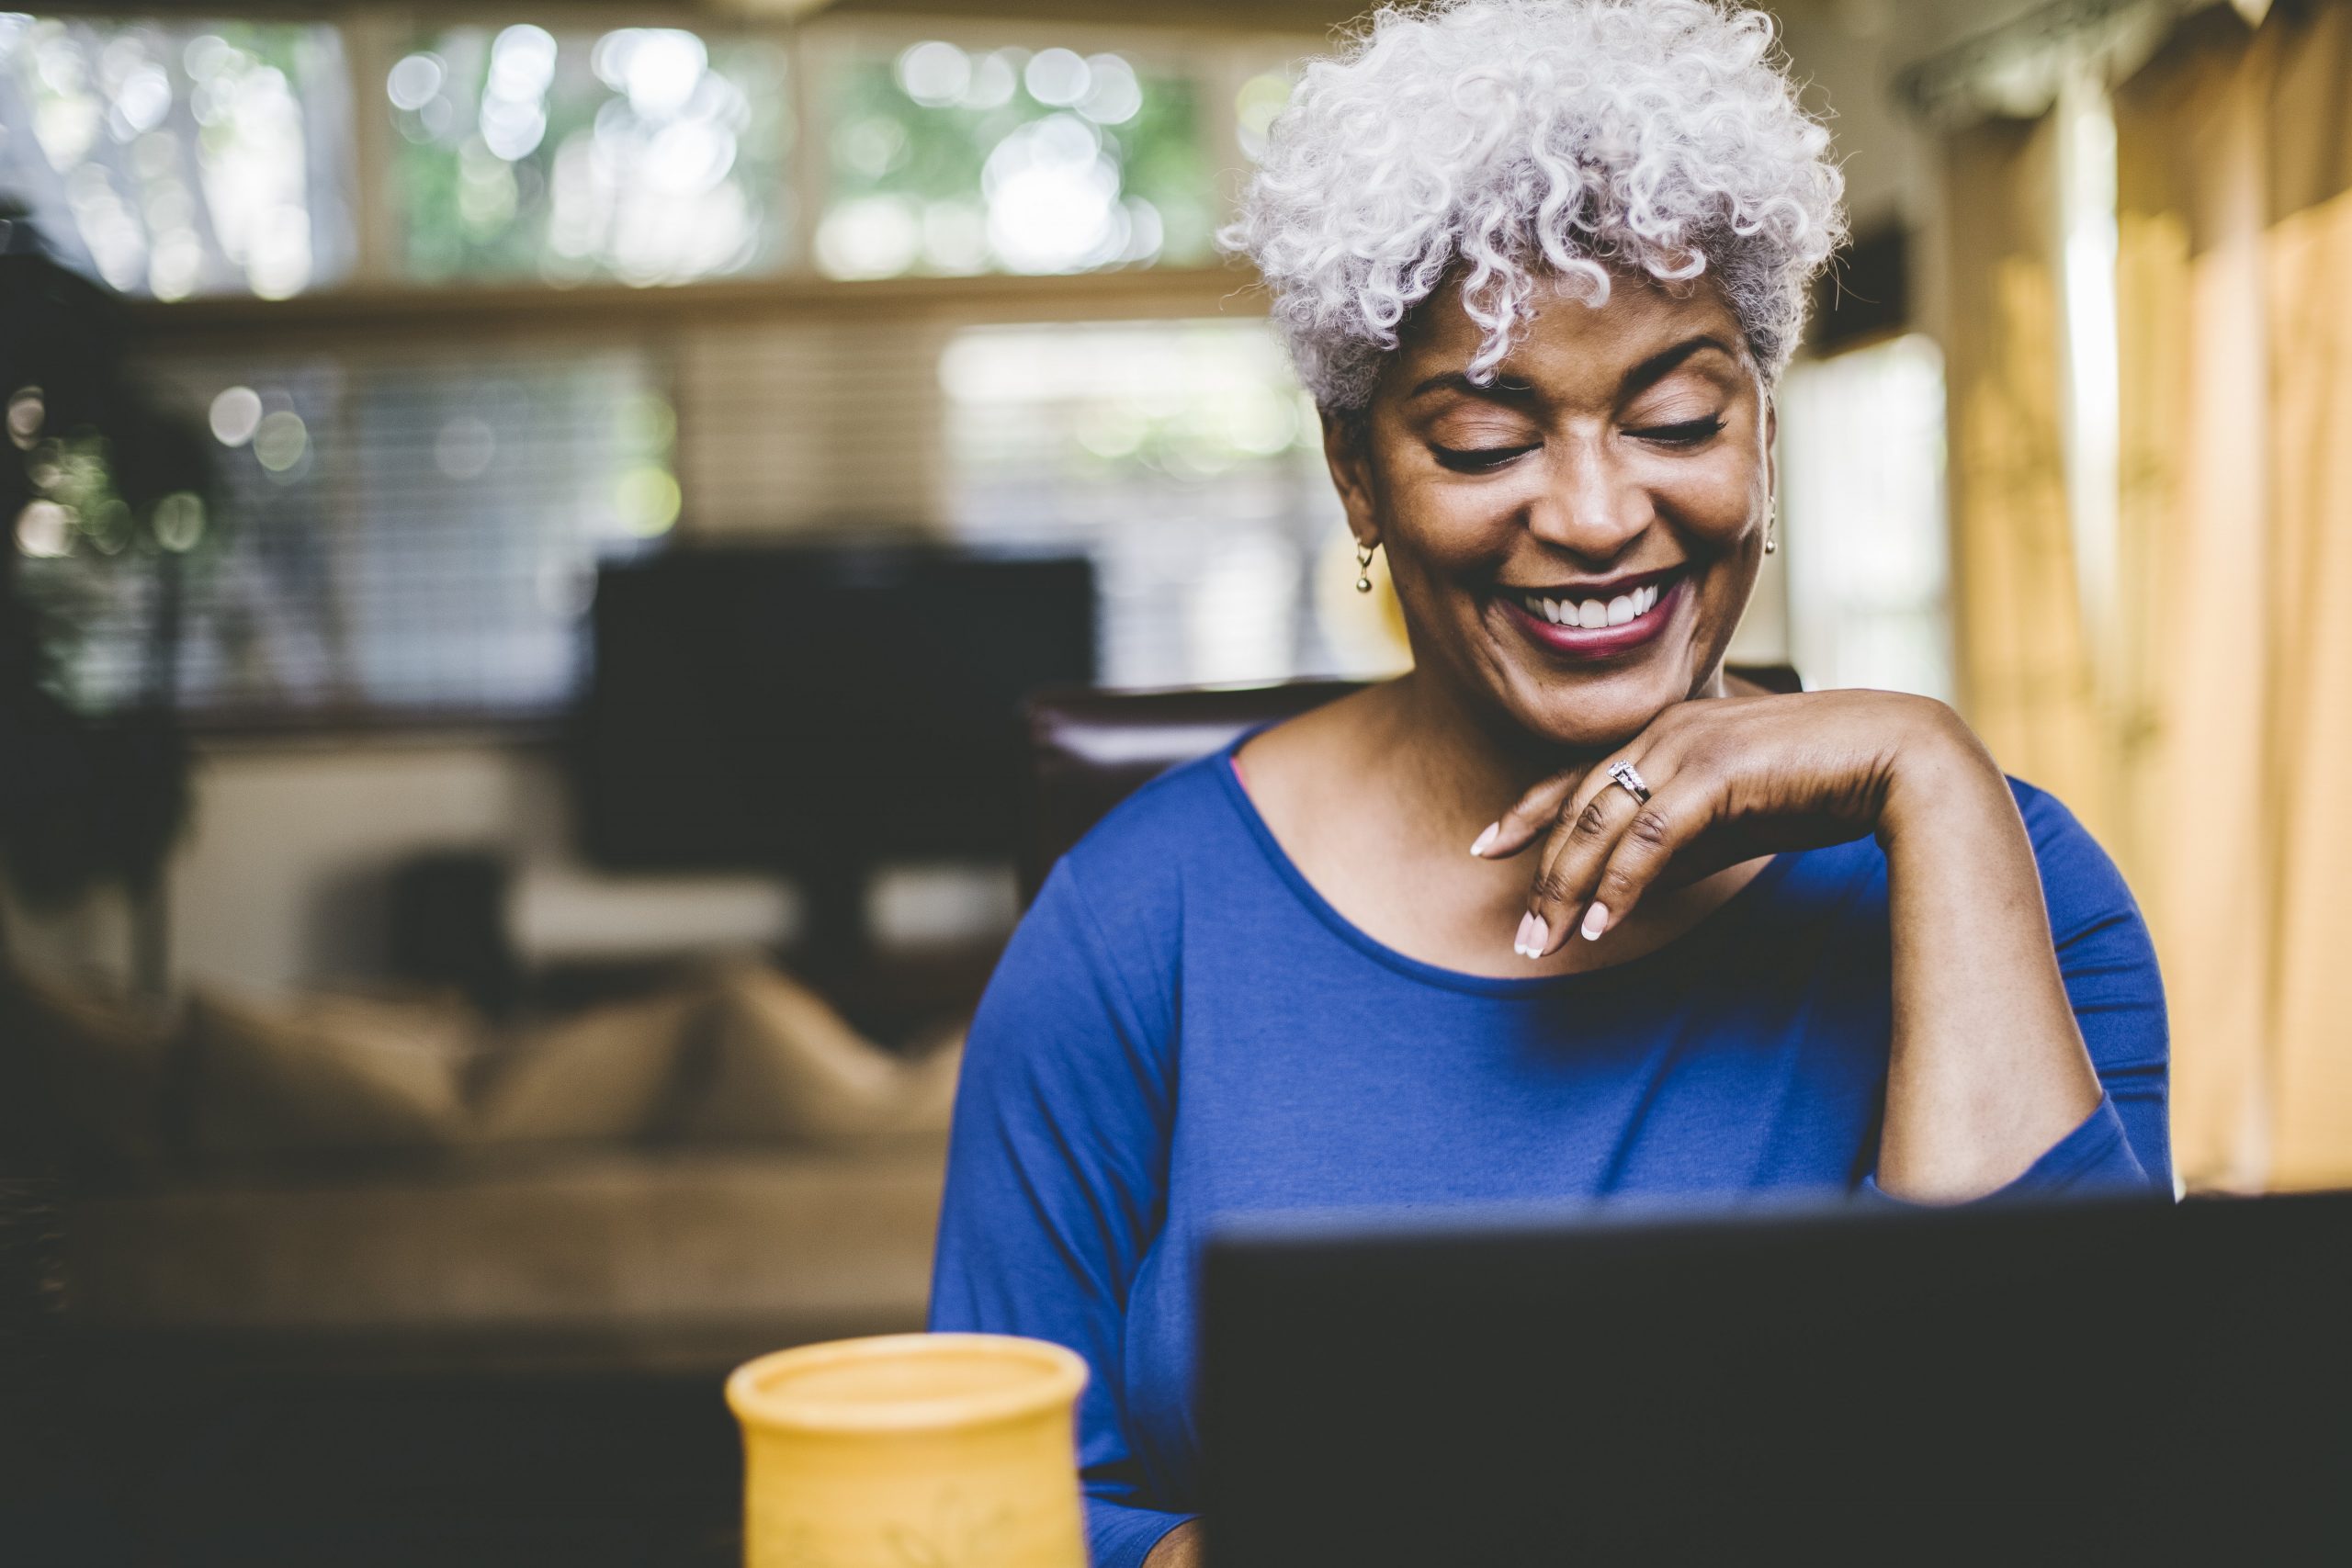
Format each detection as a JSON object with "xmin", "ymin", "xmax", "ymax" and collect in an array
[{"xmin": 1221, "ymin": 0, "xmax": 1847, "ymax": 412}]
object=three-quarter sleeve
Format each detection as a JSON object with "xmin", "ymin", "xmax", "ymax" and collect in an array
[
  {"xmin": 927, "ymin": 859, "xmax": 1194, "ymax": 1568},
  {"xmin": 2012, "ymin": 781, "xmax": 2172, "ymax": 1193},
  {"xmin": 1866, "ymin": 782, "xmax": 2173, "ymax": 1203}
]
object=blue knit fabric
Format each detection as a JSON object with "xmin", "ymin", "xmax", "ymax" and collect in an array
[{"xmin": 929, "ymin": 745, "xmax": 2171, "ymax": 1567}]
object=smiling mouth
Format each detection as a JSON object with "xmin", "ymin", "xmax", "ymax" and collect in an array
[
  {"xmin": 1515, "ymin": 579, "xmax": 1667, "ymax": 629},
  {"xmin": 1498, "ymin": 569, "xmax": 1687, "ymax": 658}
]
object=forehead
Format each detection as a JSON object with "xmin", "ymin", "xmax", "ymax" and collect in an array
[{"xmin": 1390, "ymin": 267, "xmax": 1748, "ymax": 399}]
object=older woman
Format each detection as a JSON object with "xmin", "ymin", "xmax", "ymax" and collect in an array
[{"xmin": 929, "ymin": 3, "xmax": 2170, "ymax": 1563}]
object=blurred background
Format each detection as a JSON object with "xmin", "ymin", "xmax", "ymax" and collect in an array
[{"xmin": 0, "ymin": 0, "xmax": 2346, "ymax": 1560}]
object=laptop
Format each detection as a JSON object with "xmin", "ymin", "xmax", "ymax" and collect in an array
[{"xmin": 1202, "ymin": 1191, "xmax": 2352, "ymax": 1564}]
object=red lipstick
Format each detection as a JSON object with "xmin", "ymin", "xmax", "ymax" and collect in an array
[{"xmin": 1499, "ymin": 574, "xmax": 1687, "ymax": 660}]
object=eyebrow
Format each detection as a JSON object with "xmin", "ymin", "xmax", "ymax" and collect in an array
[
  {"xmin": 1404, "ymin": 333, "xmax": 1736, "ymax": 404},
  {"xmin": 1622, "ymin": 334, "xmax": 1736, "ymax": 396},
  {"xmin": 1405, "ymin": 369, "xmax": 1535, "ymax": 401}
]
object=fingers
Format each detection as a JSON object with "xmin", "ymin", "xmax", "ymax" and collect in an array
[
  {"xmin": 1577, "ymin": 790, "xmax": 1703, "ymax": 947},
  {"xmin": 1470, "ymin": 768, "xmax": 1583, "ymax": 861},
  {"xmin": 1517, "ymin": 768, "xmax": 1644, "ymax": 957},
  {"xmin": 1518, "ymin": 760, "xmax": 1713, "ymax": 960}
]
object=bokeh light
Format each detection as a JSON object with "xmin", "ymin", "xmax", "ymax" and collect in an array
[
  {"xmin": 209, "ymin": 386, "xmax": 264, "ymax": 446},
  {"xmin": 1023, "ymin": 48, "xmax": 1089, "ymax": 108},
  {"xmin": 14, "ymin": 499, "xmax": 72, "ymax": 558},
  {"xmin": 614, "ymin": 465, "xmax": 681, "ymax": 536},
  {"xmin": 0, "ymin": 17, "xmax": 351, "ymax": 298},
  {"xmin": 152, "ymin": 490, "xmax": 206, "ymax": 550},
  {"xmin": 434, "ymin": 414, "xmax": 496, "ymax": 480},
  {"xmin": 386, "ymin": 51, "xmax": 442, "ymax": 112},
  {"xmin": 819, "ymin": 40, "xmax": 1208, "ymax": 281},
  {"xmin": 251, "ymin": 408, "xmax": 307, "ymax": 473},
  {"xmin": 1236, "ymin": 69, "xmax": 1295, "ymax": 161},
  {"xmin": 390, "ymin": 24, "xmax": 786, "ymax": 286},
  {"xmin": 7, "ymin": 387, "xmax": 44, "ymax": 450},
  {"xmin": 895, "ymin": 39, "xmax": 968, "ymax": 107}
]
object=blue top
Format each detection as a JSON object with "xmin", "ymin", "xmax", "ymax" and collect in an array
[{"xmin": 928, "ymin": 745, "xmax": 2171, "ymax": 1568}]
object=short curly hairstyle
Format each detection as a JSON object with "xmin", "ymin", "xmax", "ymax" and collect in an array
[{"xmin": 1221, "ymin": 0, "xmax": 1846, "ymax": 412}]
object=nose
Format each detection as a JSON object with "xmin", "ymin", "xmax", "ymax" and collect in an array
[{"xmin": 1525, "ymin": 433, "xmax": 1649, "ymax": 565}]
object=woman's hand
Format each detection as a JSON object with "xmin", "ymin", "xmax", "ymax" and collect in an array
[
  {"xmin": 1473, "ymin": 688, "xmax": 1976, "ymax": 956},
  {"xmin": 1477, "ymin": 685, "xmax": 2103, "ymax": 1202}
]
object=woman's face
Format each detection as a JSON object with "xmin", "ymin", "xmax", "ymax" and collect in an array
[{"xmin": 1329, "ymin": 269, "xmax": 1771, "ymax": 752}]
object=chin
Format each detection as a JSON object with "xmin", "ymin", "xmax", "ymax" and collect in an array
[
  {"xmin": 1469, "ymin": 585, "xmax": 1721, "ymax": 750},
  {"xmin": 1515, "ymin": 681, "xmax": 1680, "ymax": 753}
]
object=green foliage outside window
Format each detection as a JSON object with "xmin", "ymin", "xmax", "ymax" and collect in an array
[
  {"xmin": 386, "ymin": 25, "xmax": 791, "ymax": 286},
  {"xmin": 818, "ymin": 42, "xmax": 1213, "ymax": 279}
]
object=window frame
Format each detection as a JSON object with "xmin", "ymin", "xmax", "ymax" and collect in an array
[
  {"xmin": 17, "ymin": 3, "xmax": 1322, "ymax": 305},
  {"xmin": 14, "ymin": 4, "xmax": 1320, "ymax": 741}
]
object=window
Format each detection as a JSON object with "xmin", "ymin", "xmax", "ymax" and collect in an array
[
  {"xmin": 941, "ymin": 319, "xmax": 1405, "ymax": 687},
  {"xmin": 815, "ymin": 39, "xmax": 1214, "ymax": 279},
  {"xmin": 29, "ymin": 347, "xmax": 678, "ymax": 717},
  {"xmin": 0, "ymin": 13, "xmax": 356, "ymax": 298},
  {"xmin": 1777, "ymin": 333, "xmax": 1951, "ymax": 699},
  {"xmin": 0, "ymin": 14, "xmax": 1260, "ymax": 295},
  {"xmin": 385, "ymin": 24, "xmax": 792, "ymax": 286},
  {"xmin": 5, "ymin": 15, "xmax": 1317, "ymax": 725}
]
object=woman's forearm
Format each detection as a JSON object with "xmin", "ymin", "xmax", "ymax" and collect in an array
[
  {"xmin": 1872, "ymin": 733, "xmax": 2104, "ymax": 1202},
  {"xmin": 1143, "ymin": 1519, "xmax": 1204, "ymax": 1567}
]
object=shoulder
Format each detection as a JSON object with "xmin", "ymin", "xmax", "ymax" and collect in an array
[
  {"xmin": 987, "ymin": 752, "xmax": 1249, "ymax": 1050},
  {"xmin": 2002, "ymin": 778, "xmax": 2142, "ymax": 942},
  {"xmin": 1053, "ymin": 750, "xmax": 1253, "ymax": 935}
]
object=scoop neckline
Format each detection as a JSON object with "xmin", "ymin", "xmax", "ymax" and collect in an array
[{"xmin": 1211, "ymin": 731, "xmax": 1797, "ymax": 998}]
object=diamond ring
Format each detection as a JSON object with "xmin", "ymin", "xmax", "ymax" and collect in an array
[{"xmin": 1605, "ymin": 761, "xmax": 1652, "ymax": 804}]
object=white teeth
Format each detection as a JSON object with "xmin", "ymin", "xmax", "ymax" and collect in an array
[{"xmin": 1523, "ymin": 581, "xmax": 1670, "ymax": 628}]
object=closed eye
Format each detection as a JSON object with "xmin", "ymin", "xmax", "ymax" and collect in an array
[
  {"xmin": 1431, "ymin": 443, "xmax": 1538, "ymax": 473},
  {"xmin": 1626, "ymin": 416, "xmax": 1724, "ymax": 447}
]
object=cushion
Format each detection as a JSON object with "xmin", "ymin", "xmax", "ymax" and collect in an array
[
  {"xmin": 469, "ymin": 989, "xmax": 713, "ymax": 1147},
  {"xmin": 686, "ymin": 963, "xmax": 963, "ymax": 1146},
  {"xmin": 185, "ymin": 988, "xmax": 479, "ymax": 1164}
]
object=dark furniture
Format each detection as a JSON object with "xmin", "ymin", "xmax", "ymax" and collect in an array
[
  {"xmin": 582, "ymin": 545, "xmax": 1096, "ymax": 964},
  {"xmin": 1204, "ymin": 1190, "xmax": 2352, "ymax": 1565},
  {"xmin": 1017, "ymin": 665, "xmax": 1803, "ymax": 901}
]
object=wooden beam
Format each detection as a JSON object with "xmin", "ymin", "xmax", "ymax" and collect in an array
[
  {"xmin": 814, "ymin": 0, "xmax": 1371, "ymax": 33},
  {"xmin": 121, "ymin": 264, "xmax": 1272, "ymax": 349}
]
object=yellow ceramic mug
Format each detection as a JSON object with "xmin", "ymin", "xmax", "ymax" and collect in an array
[{"xmin": 726, "ymin": 1332, "xmax": 1091, "ymax": 1568}]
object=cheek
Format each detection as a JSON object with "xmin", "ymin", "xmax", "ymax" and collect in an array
[
  {"xmin": 1377, "ymin": 469, "xmax": 1526, "ymax": 579},
  {"xmin": 1653, "ymin": 454, "xmax": 1764, "ymax": 547}
]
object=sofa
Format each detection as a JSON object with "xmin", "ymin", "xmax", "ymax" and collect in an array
[{"xmin": 4, "ymin": 956, "xmax": 958, "ymax": 1376}]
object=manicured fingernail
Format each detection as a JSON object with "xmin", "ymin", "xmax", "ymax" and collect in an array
[
  {"xmin": 1511, "ymin": 913, "xmax": 1533, "ymax": 955},
  {"xmin": 1516, "ymin": 913, "xmax": 1548, "ymax": 959},
  {"xmin": 1581, "ymin": 903, "xmax": 1610, "ymax": 941},
  {"xmin": 1470, "ymin": 823, "xmax": 1498, "ymax": 858}
]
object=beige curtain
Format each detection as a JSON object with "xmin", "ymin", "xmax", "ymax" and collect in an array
[
  {"xmin": 1949, "ymin": 0, "xmax": 2352, "ymax": 1190},
  {"xmin": 2112, "ymin": 6, "xmax": 2275, "ymax": 1189},
  {"xmin": 1943, "ymin": 116, "xmax": 2120, "ymax": 845}
]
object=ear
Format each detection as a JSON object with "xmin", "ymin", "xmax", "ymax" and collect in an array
[
  {"xmin": 1762, "ymin": 396, "xmax": 1779, "ymax": 512},
  {"xmin": 1319, "ymin": 405, "xmax": 1380, "ymax": 549}
]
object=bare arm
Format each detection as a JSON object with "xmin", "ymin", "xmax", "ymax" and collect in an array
[
  {"xmin": 1143, "ymin": 1519, "xmax": 1204, "ymax": 1567},
  {"xmin": 1482, "ymin": 690, "xmax": 2108, "ymax": 1202},
  {"xmin": 1869, "ymin": 731, "xmax": 2102, "ymax": 1200}
]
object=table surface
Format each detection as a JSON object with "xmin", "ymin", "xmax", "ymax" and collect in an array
[{"xmin": 16, "ymin": 1334, "xmax": 749, "ymax": 1568}]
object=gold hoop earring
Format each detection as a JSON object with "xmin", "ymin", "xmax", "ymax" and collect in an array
[{"xmin": 1355, "ymin": 540, "xmax": 1378, "ymax": 593}]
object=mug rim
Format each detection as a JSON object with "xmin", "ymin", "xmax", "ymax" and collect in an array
[{"xmin": 727, "ymin": 1332, "xmax": 1089, "ymax": 1436}]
